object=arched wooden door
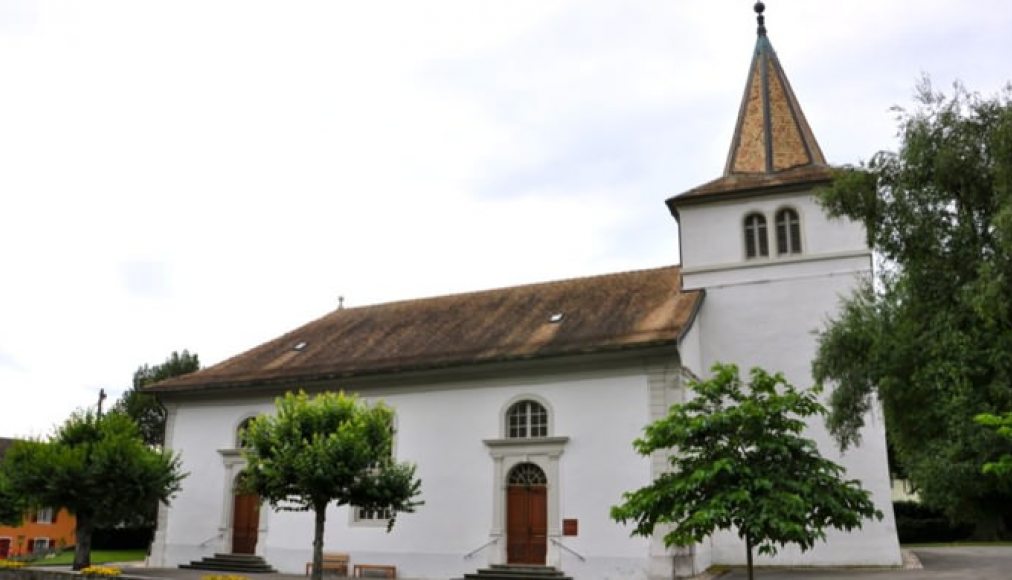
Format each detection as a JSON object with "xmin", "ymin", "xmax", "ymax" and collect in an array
[
  {"xmin": 231, "ymin": 491, "xmax": 260, "ymax": 554},
  {"xmin": 506, "ymin": 463, "xmax": 548, "ymax": 565}
]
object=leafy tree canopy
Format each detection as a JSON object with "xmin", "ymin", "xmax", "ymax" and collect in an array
[
  {"xmin": 241, "ymin": 391, "xmax": 422, "ymax": 580},
  {"xmin": 611, "ymin": 364, "xmax": 880, "ymax": 580},
  {"xmin": 114, "ymin": 350, "xmax": 200, "ymax": 447},
  {"xmin": 2, "ymin": 411, "xmax": 186, "ymax": 569},
  {"xmin": 0, "ymin": 468, "xmax": 26, "ymax": 526},
  {"xmin": 977, "ymin": 412, "xmax": 1012, "ymax": 478},
  {"xmin": 813, "ymin": 80, "xmax": 1012, "ymax": 536}
]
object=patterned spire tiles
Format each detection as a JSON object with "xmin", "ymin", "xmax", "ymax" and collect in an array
[{"xmin": 724, "ymin": 35, "xmax": 825, "ymax": 176}]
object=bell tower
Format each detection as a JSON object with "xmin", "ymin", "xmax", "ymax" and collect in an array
[{"xmin": 666, "ymin": 2, "xmax": 902, "ymax": 569}]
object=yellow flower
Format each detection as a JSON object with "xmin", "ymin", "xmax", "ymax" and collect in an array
[
  {"xmin": 80, "ymin": 565, "xmax": 122, "ymax": 577},
  {"xmin": 0, "ymin": 560, "xmax": 27, "ymax": 569}
]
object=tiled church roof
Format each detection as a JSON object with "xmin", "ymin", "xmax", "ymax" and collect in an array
[{"xmin": 148, "ymin": 266, "xmax": 702, "ymax": 393}]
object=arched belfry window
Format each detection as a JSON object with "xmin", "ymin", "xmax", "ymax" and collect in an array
[
  {"xmin": 506, "ymin": 400, "xmax": 548, "ymax": 439},
  {"xmin": 775, "ymin": 208, "xmax": 802, "ymax": 255},
  {"xmin": 744, "ymin": 213, "xmax": 769, "ymax": 259},
  {"xmin": 507, "ymin": 463, "xmax": 547, "ymax": 486}
]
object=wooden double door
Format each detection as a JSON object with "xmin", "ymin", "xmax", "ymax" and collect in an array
[
  {"xmin": 232, "ymin": 492, "xmax": 260, "ymax": 554},
  {"xmin": 506, "ymin": 484, "xmax": 547, "ymax": 564}
]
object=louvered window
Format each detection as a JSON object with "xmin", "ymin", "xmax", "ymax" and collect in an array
[{"xmin": 744, "ymin": 213, "xmax": 769, "ymax": 259}]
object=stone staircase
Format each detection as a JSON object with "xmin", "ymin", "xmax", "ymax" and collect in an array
[
  {"xmin": 459, "ymin": 564, "xmax": 572, "ymax": 580},
  {"xmin": 180, "ymin": 553, "xmax": 278, "ymax": 573}
]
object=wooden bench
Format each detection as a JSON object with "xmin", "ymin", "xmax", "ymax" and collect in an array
[
  {"xmin": 353, "ymin": 564, "xmax": 396, "ymax": 579},
  {"xmin": 305, "ymin": 553, "xmax": 350, "ymax": 576}
]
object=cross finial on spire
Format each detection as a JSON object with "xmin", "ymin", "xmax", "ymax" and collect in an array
[{"xmin": 754, "ymin": 1, "xmax": 767, "ymax": 36}]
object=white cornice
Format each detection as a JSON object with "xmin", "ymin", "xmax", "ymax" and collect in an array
[{"xmin": 681, "ymin": 249, "xmax": 871, "ymax": 276}]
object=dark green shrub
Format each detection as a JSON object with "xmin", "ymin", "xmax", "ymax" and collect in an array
[{"xmin": 893, "ymin": 501, "xmax": 973, "ymax": 544}]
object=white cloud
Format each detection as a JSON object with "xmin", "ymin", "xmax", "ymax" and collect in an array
[{"xmin": 1, "ymin": 0, "xmax": 1010, "ymax": 437}]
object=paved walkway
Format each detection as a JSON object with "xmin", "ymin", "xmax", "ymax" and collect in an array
[
  {"xmin": 52, "ymin": 546, "xmax": 1012, "ymax": 580},
  {"xmin": 718, "ymin": 546, "xmax": 1012, "ymax": 579}
]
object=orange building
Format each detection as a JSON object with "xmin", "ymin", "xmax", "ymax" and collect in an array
[{"xmin": 0, "ymin": 438, "xmax": 77, "ymax": 559}]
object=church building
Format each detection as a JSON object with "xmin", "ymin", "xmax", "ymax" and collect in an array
[{"xmin": 147, "ymin": 4, "xmax": 902, "ymax": 579}]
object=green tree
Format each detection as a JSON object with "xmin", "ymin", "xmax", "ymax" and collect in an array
[
  {"xmin": 813, "ymin": 80, "xmax": 1012, "ymax": 537},
  {"xmin": 2, "ymin": 411, "xmax": 185, "ymax": 569},
  {"xmin": 114, "ymin": 350, "xmax": 200, "ymax": 447},
  {"xmin": 611, "ymin": 364, "xmax": 881, "ymax": 580},
  {"xmin": 976, "ymin": 413, "xmax": 1012, "ymax": 477},
  {"xmin": 240, "ymin": 391, "xmax": 422, "ymax": 580},
  {"xmin": 0, "ymin": 470, "xmax": 26, "ymax": 526}
]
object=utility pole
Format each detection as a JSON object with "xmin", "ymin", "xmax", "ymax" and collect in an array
[{"xmin": 97, "ymin": 388, "xmax": 107, "ymax": 418}]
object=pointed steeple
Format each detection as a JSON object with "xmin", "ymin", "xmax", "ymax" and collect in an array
[
  {"xmin": 669, "ymin": 2, "xmax": 832, "ymax": 207},
  {"xmin": 725, "ymin": 2, "xmax": 825, "ymax": 175}
]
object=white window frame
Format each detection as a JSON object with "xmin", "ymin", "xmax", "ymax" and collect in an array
[
  {"xmin": 775, "ymin": 207, "xmax": 803, "ymax": 255},
  {"xmin": 35, "ymin": 507, "xmax": 54, "ymax": 524},
  {"xmin": 235, "ymin": 415, "xmax": 258, "ymax": 449},
  {"xmin": 349, "ymin": 413, "xmax": 398, "ymax": 528},
  {"xmin": 743, "ymin": 212, "xmax": 770, "ymax": 259},
  {"xmin": 352, "ymin": 506, "xmax": 394, "ymax": 525},
  {"xmin": 32, "ymin": 537, "xmax": 51, "ymax": 554},
  {"xmin": 501, "ymin": 395, "xmax": 553, "ymax": 440}
]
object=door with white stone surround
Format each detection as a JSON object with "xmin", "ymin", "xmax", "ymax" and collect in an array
[{"xmin": 506, "ymin": 463, "xmax": 548, "ymax": 564}]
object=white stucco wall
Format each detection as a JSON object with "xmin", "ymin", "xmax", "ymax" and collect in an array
[
  {"xmin": 675, "ymin": 318, "xmax": 703, "ymax": 380},
  {"xmin": 676, "ymin": 188, "xmax": 902, "ymax": 567},
  {"xmin": 153, "ymin": 362, "xmax": 671, "ymax": 580},
  {"xmin": 678, "ymin": 192, "xmax": 867, "ymax": 273}
]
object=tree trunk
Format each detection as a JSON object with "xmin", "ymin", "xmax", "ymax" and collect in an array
[
  {"xmin": 311, "ymin": 502, "xmax": 327, "ymax": 580},
  {"xmin": 745, "ymin": 534, "xmax": 754, "ymax": 580},
  {"xmin": 73, "ymin": 514, "xmax": 94, "ymax": 571}
]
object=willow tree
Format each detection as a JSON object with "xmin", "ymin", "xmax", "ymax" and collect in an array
[
  {"xmin": 240, "ymin": 391, "xmax": 422, "ymax": 580},
  {"xmin": 814, "ymin": 80, "xmax": 1012, "ymax": 537},
  {"xmin": 612, "ymin": 364, "xmax": 881, "ymax": 580}
]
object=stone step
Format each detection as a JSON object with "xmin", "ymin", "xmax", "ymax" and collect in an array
[
  {"xmin": 490, "ymin": 566, "xmax": 563, "ymax": 574},
  {"xmin": 181, "ymin": 553, "xmax": 277, "ymax": 573},
  {"xmin": 180, "ymin": 562, "xmax": 277, "ymax": 573},
  {"xmin": 208, "ymin": 554, "xmax": 272, "ymax": 564},
  {"xmin": 459, "ymin": 565, "xmax": 571, "ymax": 580},
  {"xmin": 463, "ymin": 570, "xmax": 574, "ymax": 578},
  {"xmin": 212, "ymin": 553, "xmax": 268, "ymax": 561},
  {"xmin": 473, "ymin": 569, "xmax": 567, "ymax": 577}
]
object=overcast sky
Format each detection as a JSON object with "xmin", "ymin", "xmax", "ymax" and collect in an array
[{"xmin": 1, "ymin": 0, "xmax": 1010, "ymax": 439}]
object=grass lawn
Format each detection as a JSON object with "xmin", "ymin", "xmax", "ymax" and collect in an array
[{"xmin": 30, "ymin": 549, "xmax": 146, "ymax": 566}]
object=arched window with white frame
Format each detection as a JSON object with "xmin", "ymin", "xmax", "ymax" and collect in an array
[
  {"xmin": 236, "ymin": 417, "xmax": 256, "ymax": 448},
  {"xmin": 506, "ymin": 400, "xmax": 548, "ymax": 439},
  {"xmin": 775, "ymin": 208, "xmax": 802, "ymax": 255},
  {"xmin": 743, "ymin": 212, "xmax": 769, "ymax": 259}
]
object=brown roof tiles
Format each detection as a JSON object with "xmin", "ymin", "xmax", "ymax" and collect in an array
[
  {"xmin": 669, "ymin": 31, "xmax": 831, "ymax": 208},
  {"xmin": 147, "ymin": 265, "xmax": 702, "ymax": 393}
]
